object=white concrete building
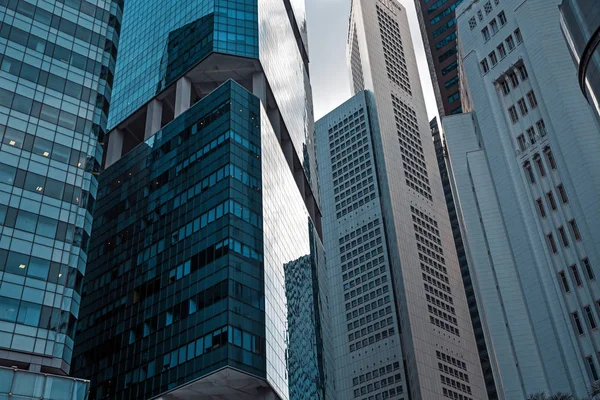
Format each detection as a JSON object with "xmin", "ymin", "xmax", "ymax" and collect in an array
[
  {"xmin": 315, "ymin": 0, "xmax": 487, "ymax": 399},
  {"xmin": 444, "ymin": 0, "xmax": 600, "ymax": 398}
]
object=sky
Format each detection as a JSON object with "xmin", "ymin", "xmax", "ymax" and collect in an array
[{"xmin": 305, "ymin": 0, "xmax": 440, "ymax": 123}]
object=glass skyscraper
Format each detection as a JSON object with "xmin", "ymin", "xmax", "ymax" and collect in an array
[
  {"xmin": 71, "ymin": 0, "xmax": 332, "ymax": 399},
  {"xmin": 0, "ymin": 0, "xmax": 122, "ymax": 393}
]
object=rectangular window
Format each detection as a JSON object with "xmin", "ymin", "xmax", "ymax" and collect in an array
[
  {"xmin": 559, "ymin": 271, "xmax": 570, "ymax": 292},
  {"xmin": 508, "ymin": 106, "xmax": 519, "ymax": 123},
  {"xmin": 498, "ymin": 11, "xmax": 507, "ymax": 25},
  {"xmin": 583, "ymin": 258, "xmax": 595, "ymax": 280},
  {"xmin": 506, "ymin": 35, "xmax": 515, "ymax": 50},
  {"xmin": 482, "ymin": 26, "xmax": 490, "ymax": 41},
  {"xmin": 536, "ymin": 156, "xmax": 546, "ymax": 176},
  {"xmin": 547, "ymin": 233, "xmax": 558, "ymax": 253},
  {"xmin": 546, "ymin": 192, "xmax": 557, "ymax": 210},
  {"xmin": 501, "ymin": 80, "xmax": 511, "ymax": 95},
  {"xmin": 573, "ymin": 312, "xmax": 584, "ymax": 335},
  {"xmin": 536, "ymin": 198, "xmax": 546, "ymax": 217},
  {"xmin": 489, "ymin": 51, "xmax": 498, "ymax": 66},
  {"xmin": 490, "ymin": 19, "xmax": 499, "ymax": 34},
  {"xmin": 518, "ymin": 98, "xmax": 529, "ymax": 116},
  {"xmin": 527, "ymin": 90, "xmax": 538, "ymax": 108},
  {"xmin": 497, "ymin": 43, "xmax": 506, "ymax": 58},
  {"xmin": 585, "ymin": 306, "xmax": 597, "ymax": 329},
  {"xmin": 569, "ymin": 219, "xmax": 581, "ymax": 241},
  {"xmin": 558, "ymin": 226, "xmax": 569, "ymax": 247},
  {"xmin": 517, "ymin": 134, "xmax": 527, "ymax": 151},
  {"xmin": 557, "ymin": 184, "xmax": 568, "ymax": 203},
  {"xmin": 571, "ymin": 264, "xmax": 583, "ymax": 286},
  {"xmin": 526, "ymin": 127, "xmax": 536, "ymax": 144},
  {"xmin": 545, "ymin": 148, "xmax": 556, "ymax": 169},
  {"xmin": 519, "ymin": 64, "xmax": 529, "ymax": 80},
  {"xmin": 509, "ymin": 72, "xmax": 519, "ymax": 88},
  {"xmin": 481, "ymin": 58, "xmax": 490, "ymax": 73},
  {"xmin": 515, "ymin": 28, "xmax": 523, "ymax": 43},
  {"xmin": 588, "ymin": 356, "xmax": 600, "ymax": 380},
  {"xmin": 536, "ymin": 119, "xmax": 547, "ymax": 136},
  {"xmin": 525, "ymin": 163, "xmax": 535, "ymax": 183}
]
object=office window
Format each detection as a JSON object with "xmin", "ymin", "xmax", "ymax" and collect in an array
[
  {"xmin": 490, "ymin": 19, "xmax": 499, "ymax": 34},
  {"xmin": 536, "ymin": 119, "xmax": 547, "ymax": 136},
  {"xmin": 501, "ymin": 80, "xmax": 511, "ymax": 95},
  {"xmin": 482, "ymin": 26, "xmax": 491, "ymax": 41},
  {"xmin": 524, "ymin": 162, "xmax": 535, "ymax": 183},
  {"xmin": 573, "ymin": 312, "xmax": 584, "ymax": 335},
  {"xmin": 469, "ymin": 17, "xmax": 477, "ymax": 30},
  {"xmin": 527, "ymin": 90, "xmax": 538, "ymax": 108},
  {"xmin": 569, "ymin": 219, "xmax": 581, "ymax": 241},
  {"xmin": 515, "ymin": 28, "xmax": 523, "ymax": 43},
  {"xmin": 585, "ymin": 306, "xmax": 597, "ymax": 329},
  {"xmin": 506, "ymin": 35, "xmax": 515, "ymax": 50},
  {"xmin": 518, "ymin": 98, "xmax": 528, "ymax": 116},
  {"xmin": 559, "ymin": 271, "xmax": 570, "ymax": 292},
  {"xmin": 583, "ymin": 258, "xmax": 595, "ymax": 280},
  {"xmin": 509, "ymin": 72, "xmax": 519, "ymax": 88},
  {"xmin": 508, "ymin": 106, "xmax": 519, "ymax": 123},
  {"xmin": 546, "ymin": 191, "xmax": 557, "ymax": 210},
  {"xmin": 497, "ymin": 43, "xmax": 506, "ymax": 58},
  {"xmin": 517, "ymin": 134, "xmax": 527, "ymax": 151},
  {"xmin": 571, "ymin": 264, "xmax": 583, "ymax": 286},
  {"xmin": 544, "ymin": 147, "xmax": 556, "ymax": 169},
  {"xmin": 498, "ymin": 11, "xmax": 507, "ymax": 25},
  {"xmin": 555, "ymin": 184, "xmax": 568, "ymax": 204},
  {"xmin": 481, "ymin": 58, "xmax": 490, "ymax": 73},
  {"xmin": 518, "ymin": 64, "xmax": 529, "ymax": 80},
  {"xmin": 526, "ymin": 127, "xmax": 536, "ymax": 144},
  {"xmin": 536, "ymin": 198, "xmax": 546, "ymax": 217},
  {"xmin": 484, "ymin": 1, "xmax": 493, "ymax": 14},
  {"xmin": 448, "ymin": 92, "xmax": 460, "ymax": 103},
  {"xmin": 558, "ymin": 226, "xmax": 569, "ymax": 247},
  {"xmin": 587, "ymin": 356, "xmax": 599, "ymax": 380},
  {"xmin": 489, "ymin": 51, "xmax": 498, "ymax": 66},
  {"xmin": 547, "ymin": 233, "xmax": 557, "ymax": 253},
  {"xmin": 535, "ymin": 155, "xmax": 546, "ymax": 176}
]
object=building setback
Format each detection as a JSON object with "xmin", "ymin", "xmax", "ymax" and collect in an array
[
  {"xmin": 413, "ymin": 0, "xmax": 464, "ymax": 116},
  {"xmin": 0, "ymin": 0, "xmax": 122, "ymax": 397},
  {"xmin": 71, "ymin": 0, "xmax": 332, "ymax": 399},
  {"xmin": 444, "ymin": 0, "xmax": 600, "ymax": 397},
  {"xmin": 315, "ymin": 0, "xmax": 487, "ymax": 399}
]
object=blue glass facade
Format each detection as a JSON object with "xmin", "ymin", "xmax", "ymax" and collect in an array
[{"xmin": 0, "ymin": 0, "xmax": 122, "ymax": 375}]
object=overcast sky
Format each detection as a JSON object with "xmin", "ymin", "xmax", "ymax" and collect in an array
[{"xmin": 305, "ymin": 0, "xmax": 439, "ymax": 123}]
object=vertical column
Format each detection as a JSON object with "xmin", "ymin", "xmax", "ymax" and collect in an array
[
  {"xmin": 252, "ymin": 72, "xmax": 267, "ymax": 107},
  {"xmin": 145, "ymin": 99, "xmax": 163, "ymax": 140},
  {"xmin": 105, "ymin": 129, "xmax": 124, "ymax": 168},
  {"xmin": 174, "ymin": 76, "xmax": 192, "ymax": 118}
]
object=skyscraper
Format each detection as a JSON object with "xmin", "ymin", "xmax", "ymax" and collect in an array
[
  {"xmin": 315, "ymin": 0, "xmax": 487, "ymax": 398},
  {"xmin": 413, "ymin": 0, "xmax": 463, "ymax": 116},
  {"xmin": 444, "ymin": 0, "xmax": 600, "ymax": 397},
  {"xmin": 0, "ymin": 0, "xmax": 122, "ymax": 395},
  {"xmin": 71, "ymin": 0, "xmax": 331, "ymax": 399}
]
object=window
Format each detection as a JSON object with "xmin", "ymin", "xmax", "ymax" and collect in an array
[
  {"xmin": 524, "ymin": 162, "xmax": 535, "ymax": 183},
  {"xmin": 536, "ymin": 198, "xmax": 546, "ymax": 217},
  {"xmin": 573, "ymin": 312, "xmax": 584, "ymax": 335},
  {"xmin": 585, "ymin": 306, "xmax": 597, "ymax": 329},
  {"xmin": 514, "ymin": 28, "xmax": 523, "ymax": 43},
  {"xmin": 569, "ymin": 219, "xmax": 581, "ymax": 241},
  {"xmin": 558, "ymin": 226, "xmax": 569, "ymax": 247},
  {"xmin": 535, "ymin": 155, "xmax": 546, "ymax": 176},
  {"xmin": 501, "ymin": 80, "xmax": 511, "ymax": 95},
  {"xmin": 448, "ymin": 92, "xmax": 460, "ymax": 103},
  {"xmin": 583, "ymin": 258, "xmax": 595, "ymax": 280},
  {"xmin": 489, "ymin": 51, "xmax": 498, "ymax": 66},
  {"xmin": 497, "ymin": 43, "xmax": 506, "ymax": 58},
  {"xmin": 586, "ymin": 356, "xmax": 599, "ymax": 380},
  {"xmin": 490, "ymin": 19, "xmax": 499, "ymax": 34},
  {"xmin": 469, "ymin": 17, "xmax": 477, "ymax": 30},
  {"xmin": 536, "ymin": 119, "xmax": 547, "ymax": 136},
  {"xmin": 571, "ymin": 264, "xmax": 583, "ymax": 286},
  {"xmin": 518, "ymin": 65, "xmax": 528, "ymax": 81},
  {"xmin": 517, "ymin": 134, "xmax": 527, "ymax": 151},
  {"xmin": 544, "ymin": 147, "xmax": 556, "ymax": 169},
  {"xmin": 506, "ymin": 35, "xmax": 515, "ymax": 50},
  {"xmin": 509, "ymin": 72, "xmax": 519, "ymax": 88},
  {"xmin": 498, "ymin": 11, "xmax": 507, "ymax": 25},
  {"xmin": 526, "ymin": 127, "xmax": 536, "ymax": 144},
  {"xmin": 484, "ymin": 1, "xmax": 493, "ymax": 14},
  {"xmin": 478, "ymin": 10, "xmax": 483, "ymax": 21},
  {"xmin": 557, "ymin": 184, "xmax": 568, "ymax": 203},
  {"xmin": 526, "ymin": 90, "xmax": 538, "ymax": 108},
  {"xmin": 559, "ymin": 271, "xmax": 570, "ymax": 292},
  {"xmin": 482, "ymin": 26, "xmax": 491, "ymax": 41},
  {"xmin": 545, "ymin": 191, "xmax": 557, "ymax": 210},
  {"xmin": 547, "ymin": 233, "xmax": 557, "ymax": 253},
  {"xmin": 508, "ymin": 106, "xmax": 519, "ymax": 123},
  {"xmin": 481, "ymin": 58, "xmax": 490, "ymax": 74},
  {"xmin": 518, "ymin": 98, "xmax": 529, "ymax": 116}
]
